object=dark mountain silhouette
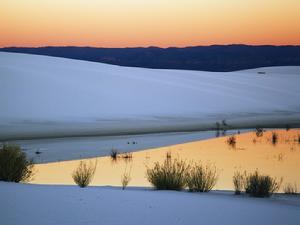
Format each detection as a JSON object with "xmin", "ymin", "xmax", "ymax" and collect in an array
[{"xmin": 1, "ymin": 45, "xmax": 300, "ymax": 71}]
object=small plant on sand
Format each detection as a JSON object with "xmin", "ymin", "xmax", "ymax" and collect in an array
[
  {"xmin": 255, "ymin": 128, "xmax": 264, "ymax": 137},
  {"xmin": 186, "ymin": 162, "xmax": 218, "ymax": 192},
  {"xmin": 72, "ymin": 160, "xmax": 97, "ymax": 188},
  {"xmin": 233, "ymin": 171, "xmax": 245, "ymax": 195},
  {"xmin": 244, "ymin": 170, "xmax": 282, "ymax": 197},
  {"xmin": 121, "ymin": 152, "xmax": 133, "ymax": 162},
  {"xmin": 121, "ymin": 172, "xmax": 131, "ymax": 190},
  {"xmin": 297, "ymin": 135, "xmax": 300, "ymax": 144},
  {"xmin": 271, "ymin": 132, "xmax": 278, "ymax": 146},
  {"xmin": 146, "ymin": 157, "xmax": 188, "ymax": 191},
  {"xmin": 227, "ymin": 136, "xmax": 236, "ymax": 148},
  {"xmin": 284, "ymin": 183, "xmax": 298, "ymax": 195},
  {"xmin": 166, "ymin": 151, "xmax": 172, "ymax": 159},
  {"xmin": 110, "ymin": 149, "xmax": 118, "ymax": 161},
  {"xmin": 0, "ymin": 144, "xmax": 34, "ymax": 182}
]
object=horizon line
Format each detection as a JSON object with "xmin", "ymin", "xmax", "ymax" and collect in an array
[{"xmin": 1, "ymin": 44, "xmax": 300, "ymax": 49}]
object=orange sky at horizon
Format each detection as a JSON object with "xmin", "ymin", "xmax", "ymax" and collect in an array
[{"xmin": 1, "ymin": 0, "xmax": 300, "ymax": 48}]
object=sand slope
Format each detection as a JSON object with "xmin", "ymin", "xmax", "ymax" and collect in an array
[{"xmin": 1, "ymin": 52, "xmax": 300, "ymax": 140}]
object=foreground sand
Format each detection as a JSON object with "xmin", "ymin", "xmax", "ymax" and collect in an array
[{"xmin": 1, "ymin": 182, "xmax": 299, "ymax": 225}]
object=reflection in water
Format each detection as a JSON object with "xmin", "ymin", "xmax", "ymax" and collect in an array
[{"xmin": 31, "ymin": 129, "xmax": 300, "ymax": 191}]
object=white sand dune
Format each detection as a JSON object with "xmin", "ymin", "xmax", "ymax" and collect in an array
[
  {"xmin": 0, "ymin": 52, "xmax": 300, "ymax": 141},
  {"xmin": 1, "ymin": 182, "xmax": 299, "ymax": 225}
]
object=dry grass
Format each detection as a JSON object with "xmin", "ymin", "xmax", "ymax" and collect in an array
[
  {"xmin": 227, "ymin": 136, "xmax": 236, "ymax": 148},
  {"xmin": 186, "ymin": 162, "xmax": 218, "ymax": 192},
  {"xmin": 121, "ymin": 172, "xmax": 131, "ymax": 190},
  {"xmin": 72, "ymin": 160, "xmax": 97, "ymax": 188},
  {"xmin": 121, "ymin": 152, "xmax": 133, "ymax": 162},
  {"xmin": 244, "ymin": 170, "xmax": 282, "ymax": 197},
  {"xmin": 271, "ymin": 132, "xmax": 278, "ymax": 146},
  {"xmin": 255, "ymin": 128, "xmax": 264, "ymax": 137},
  {"xmin": 233, "ymin": 171, "xmax": 245, "ymax": 195},
  {"xmin": 284, "ymin": 183, "xmax": 298, "ymax": 195},
  {"xmin": 146, "ymin": 157, "xmax": 189, "ymax": 191},
  {"xmin": 110, "ymin": 149, "xmax": 118, "ymax": 161}
]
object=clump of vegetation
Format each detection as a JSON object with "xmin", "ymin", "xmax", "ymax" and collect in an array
[
  {"xmin": 284, "ymin": 183, "xmax": 298, "ymax": 195},
  {"xmin": 146, "ymin": 158, "xmax": 189, "ymax": 191},
  {"xmin": 0, "ymin": 144, "xmax": 34, "ymax": 182},
  {"xmin": 72, "ymin": 160, "xmax": 97, "ymax": 188},
  {"xmin": 233, "ymin": 171, "xmax": 245, "ymax": 195},
  {"xmin": 255, "ymin": 127, "xmax": 264, "ymax": 137},
  {"xmin": 121, "ymin": 172, "xmax": 131, "ymax": 190},
  {"xmin": 121, "ymin": 152, "xmax": 133, "ymax": 162},
  {"xmin": 297, "ymin": 135, "xmax": 300, "ymax": 144},
  {"xmin": 271, "ymin": 132, "xmax": 278, "ymax": 146},
  {"xmin": 244, "ymin": 170, "xmax": 282, "ymax": 197},
  {"xmin": 186, "ymin": 162, "xmax": 218, "ymax": 192},
  {"xmin": 227, "ymin": 136, "xmax": 236, "ymax": 148},
  {"xmin": 166, "ymin": 151, "xmax": 172, "ymax": 159},
  {"xmin": 110, "ymin": 149, "xmax": 118, "ymax": 161}
]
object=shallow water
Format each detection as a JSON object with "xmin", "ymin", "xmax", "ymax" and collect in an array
[
  {"xmin": 31, "ymin": 129, "xmax": 300, "ymax": 191},
  {"xmin": 11, "ymin": 130, "xmax": 242, "ymax": 163}
]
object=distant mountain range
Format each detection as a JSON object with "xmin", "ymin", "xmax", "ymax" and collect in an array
[{"xmin": 1, "ymin": 45, "xmax": 300, "ymax": 71}]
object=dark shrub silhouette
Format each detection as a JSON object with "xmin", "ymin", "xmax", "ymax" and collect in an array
[
  {"xmin": 271, "ymin": 132, "xmax": 278, "ymax": 146},
  {"xmin": 227, "ymin": 136, "xmax": 236, "ymax": 148},
  {"xmin": 186, "ymin": 162, "xmax": 218, "ymax": 192},
  {"xmin": 244, "ymin": 170, "xmax": 282, "ymax": 197},
  {"xmin": 146, "ymin": 157, "xmax": 188, "ymax": 191},
  {"xmin": 0, "ymin": 144, "xmax": 34, "ymax": 182}
]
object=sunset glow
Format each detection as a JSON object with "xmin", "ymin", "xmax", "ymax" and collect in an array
[{"xmin": 1, "ymin": 0, "xmax": 300, "ymax": 47}]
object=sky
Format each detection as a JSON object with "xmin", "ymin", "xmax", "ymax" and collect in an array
[{"xmin": 1, "ymin": 0, "xmax": 300, "ymax": 47}]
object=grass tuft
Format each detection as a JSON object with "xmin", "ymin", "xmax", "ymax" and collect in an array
[
  {"xmin": 121, "ymin": 172, "xmax": 131, "ymax": 190},
  {"xmin": 227, "ymin": 136, "xmax": 236, "ymax": 148},
  {"xmin": 121, "ymin": 152, "xmax": 133, "ymax": 162},
  {"xmin": 244, "ymin": 170, "xmax": 282, "ymax": 197},
  {"xmin": 72, "ymin": 160, "xmax": 97, "ymax": 188},
  {"xmin": 284, "ymin": 183, "xmax": 298, "ymax": 195},
  {"xmin": 255, "ymin": 127, "xmax": 264, "ymax": 137},
  {"xmin": 110, "ymin": 149, "xmax": 118, "ymax": 161},
  {"xmin": 186, "ymin": 162, "xmax": 218, "ymax": 192},
  {"xmin": 271, "ymin": 132, "xmax": 278, "ymax": 146},
  {"xmin": 233, "ymin": 171, "xmax": 245, "ymax": 195},
  {"xmin": 146, "ymin": 157, "xmax": 188, "ymax": 191}
]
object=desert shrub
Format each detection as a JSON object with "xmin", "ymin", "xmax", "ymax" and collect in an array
[
  {"xmin": 166, "ymin": 151, "xmax": 172, "ymax": 159},
  {"xmin": 0, "ymin": 144, "xmax": 34, "ymax": 182},
  {"xmin": 271, "ymin": 132, "xmax": 278, "ymax": 146},
  {"xmin": 121, "ymin": 172, "xmax": 131, "ymax": 190},
  {"xmin": 72, "ymin": 160, "xmax": 97, "ymax": 188},
  {"xmin": 255, "ymin": 128, "xmax": 264, "ymax": 137},
  {"xmin": 244, "ymin": 170, "xmax": 282, "ymax": 197},
  {"xmin": 227, "ymin": 136, "xmax": 236, "ymax": 148},
  {"xmin": 146, "ymin": 158, "xmax": 188, "ymax": 191},
  {"xmin": 186, "ymin": 162, "xmax": 218, "ymax": 192},
  {"xmin": 110, "ymin": 149, "xmax": 118, "ymax": 161},
  {"xmin": 233, "ymin": 171, "xmax": 245, "ymax": 195},
  {"xmin": 121, "ymin": 152, "xmax": 133, "ymax": 162},
  {"xmin": 297, "ymin": 135, "xmax": 300, "ymax": 144},
  {"xmin": 284, "ymin": 183, "xmax": 298, "ymax": 195}
]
